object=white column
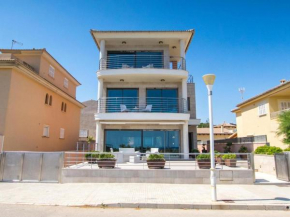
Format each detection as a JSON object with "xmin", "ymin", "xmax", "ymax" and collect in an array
[
  {"xmin": 99, "ymin": 40, "xmax": 106, "ymax": 70},
  {"xmin": 183, "ymin": 121, "xmax": 189, "ymax": 159},
  {"xmin": 179, "ymin": 39, "xmax": 185, "ymax": 59},
  {"xmin": 97, "ymin": 78, "xmax": 103, "ymax": 112},
  {"xmin": 95, "ymin": 121, "xmax": 102, "ymax": 151}
]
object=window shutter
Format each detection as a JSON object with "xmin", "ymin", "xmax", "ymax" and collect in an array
[
  {"xmin": 49, "ymin": 65, "xmax": 55, "ymax": 78},
  {"xmin": 64, "ymin": 78, "xmax": 69, "ymax": 88},
  {"xmin": 43, "ymin": 126, "xmax": 49, "ymax": 137},
  {"xmin": 60, "ymin": 128, "xmax": 65, "ymax": 139}
]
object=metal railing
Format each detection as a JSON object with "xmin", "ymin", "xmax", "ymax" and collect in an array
[
  {"xmin": 213, "ymin": 135, "xmax": 267, "ymax": 144},
  {"xmin": 270, "ymin": 108, "xmax": 290, "ymax": 119},
  {"xmin": 97, "ymin": 97, "xmax": 188, "ymax": 113},
  {"xmin": 63, "ymin": 152, "xmax": 253, "ymax": 170},
  {"xmin": 99, "ymin": 55, "xmax": 186, "ymax": 70}
]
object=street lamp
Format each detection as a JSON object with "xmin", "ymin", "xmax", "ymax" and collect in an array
[{"xmin": 202, "ymin": 74, "xmax": 217, "ymax": 202}]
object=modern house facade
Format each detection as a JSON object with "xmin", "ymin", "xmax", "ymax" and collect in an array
[
  {"xmin": 91, "ymin": 30, "xmax": 200, "ymax": 156},
  {"xmin": 0, "ymin": 49, "xmax": 84, "ymax": 151},
  {"xmin": 232, "ymin": 80, "xmax": 290, "ymax": 148}
]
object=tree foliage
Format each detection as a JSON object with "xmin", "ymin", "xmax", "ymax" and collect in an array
[{"xmin": 277, "ymin": 110, "xmax": 290, "ymax": 146}]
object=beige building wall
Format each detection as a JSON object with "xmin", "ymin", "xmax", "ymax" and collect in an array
[
  {"xmin": 197, "ymin": 134, "xmax": 230, "ymax": 143},
  {"xmin": 0, "ymin": 69, "xmax": 12, "ymax": 135},
  {"xmin": 2, "ymin": 68, "xmax": 81, "ymax": 151},
  {"xmin": 235, "ymin": 98, "xmax": 286, "ymax": 148}
]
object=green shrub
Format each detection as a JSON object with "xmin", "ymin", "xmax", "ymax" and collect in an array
[
  {"xmin": 222, "ymin": 154, "xmax": 237, "ymax": 160},
  {"xmin": 196, "ymin": 154, "xmax": 210, "ymax": 160},
  {"xmin": 238, "ymin": 145, "xmax": 248, "ymax": 153},
  {"xmin": 254, "ymin": 145, "xmax": 283, "ymax": 155},
  {"xmin": 147, "ymin": 154, "xmax": 165, "ymax": 161},
  {"xmin": 284, "ymin": 147, "xmax": 290, "ymax": 152},
  {"xmin": 191, "ymin": 149, "xmax": 200, "ymax": 153},
  {"xmin": 224, "ymin": 142, "xmax": 232, "ymax": 153},
  {"xmin": 98, "ymin": 153, "xmax": 115, "ymax": 159},
  {"xmin": 85, "ymin": 151, "xmax": 99, "ymax": 159}
]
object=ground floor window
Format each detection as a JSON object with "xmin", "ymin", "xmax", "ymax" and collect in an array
[{"xmin": 105, "ymin": 130, "xmax": 180, "ymax": 153}]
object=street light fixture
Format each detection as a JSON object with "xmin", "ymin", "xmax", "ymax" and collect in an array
[{"xmin": 202, "ymin": 74, "xmax": 217, "ymax": 202}]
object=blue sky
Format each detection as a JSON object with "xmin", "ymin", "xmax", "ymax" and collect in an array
[{"xmin": 1, "ymin": 0, "xmax": 289, "ymax": 124}]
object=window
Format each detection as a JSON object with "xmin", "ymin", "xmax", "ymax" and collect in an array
[
  {"xmin": 43, "ymin": 126, "xmax": 50, "ymax": 137},
  {"xmin": 49, "ymin": 65, "xmax": 55, "ymax": 78},
  {"xmin": 280, "ymin": 101, "xmax": 290, "ymax": 111},
  {"xmin": 79, "ymin": 129, "xmax": 88, "ymax": 138},
  {"xmin": 187, "ymin": 97, "xmax": 191, "ymax": 111},
  {"xmin": 49, "ymin": 95, "xmax": 52, "ymax": 106},
  {"xmin": 107, "ymin": 88, "xmax": 138, "ymax": 112},
  {"xmin": 258, "ymin": 103, "xmax": 267, "ymax": 116},
  {"xmin": 146, "ymin": 89, "xmax": 178, "ymax": 113},
  {"xmin": 64, "ymin": 78, "xmax": 68, "ymax": 88},
  {"xmin": 60, "ymin": 128, "xmax": 65, "ymax": 139},
  {"xmin": 45, "ymin": 94, "xmax": 49, "ymax": 104},
  {"xmin": 61, "ymin": 102, "xmax": 67, "ymax": 112}
]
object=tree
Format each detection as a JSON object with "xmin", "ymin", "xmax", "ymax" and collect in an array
[
  {"xmin": 277, "ymin": 110, "xmax": 290, "ymax": 147},
  {"xmin": 198, "ymin": 119, "xmax": 209, "ymax": 128}
]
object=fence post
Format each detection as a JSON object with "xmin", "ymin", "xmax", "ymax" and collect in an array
[{"xmin": 249, "ymin": 153, "xmax": 255, "ymax": 183}]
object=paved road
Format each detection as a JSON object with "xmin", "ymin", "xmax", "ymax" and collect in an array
[{"xmin": 0, "ymin": 204, "xmax": 289, "ymax": 217}]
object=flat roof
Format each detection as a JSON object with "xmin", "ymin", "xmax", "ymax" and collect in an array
[{"xmin": 90, "ymin": 29, "xmax": 195, "ymax": 53}]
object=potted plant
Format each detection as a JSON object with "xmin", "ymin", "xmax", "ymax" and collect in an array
[
  {"xmin": 147, "ymin": 154, "xmax": 166, "ymax": 169},
  {"xmin": 85, "ymin": 151, "xmax": 99, "ymax": 164},
  {"xmin": 222, "ymin": 154, "xmax": 237, "ymax": 167},
  {"xmin": 215, "ymin": 151, "xmax": 224, "ymax": 165},
  {"xmin": 196, "ymin": 154, "xmax": 211, "ymax": 169},
  {"xmin": 238, "ymin": 145, "xmax": 248, "ymax": 159},
  {"xmin": 223, "ymin": 142, "xmax": 232, "ymax": 153},
  {"xmin": 97, "ymin": 153, "xmax": 117, "ymax": 168}
]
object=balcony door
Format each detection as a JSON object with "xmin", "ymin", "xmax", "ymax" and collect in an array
[
  {"xmin": 146, "ymin": 89, "xmax": 178, "ymax": 113},
  {"xmin": 107, "ymin": 88, "xmax": 138, "ymax": 112}
]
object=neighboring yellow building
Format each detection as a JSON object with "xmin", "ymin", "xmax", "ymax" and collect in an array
[
  {"xmin": 0, "ymin": 49, "xmax": 85, "ymax": 151},
  {"xmin": 197, "ymin": 122, "xmax": 236, "ymax": 145},
  {"xmin": 232, "ymin": 80, "xmax": 290, "ymax": 148}
]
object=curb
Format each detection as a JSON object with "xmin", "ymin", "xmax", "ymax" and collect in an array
[{"xmin": 79, "ymin": 203, "xmax": 290, "ymax": 211}]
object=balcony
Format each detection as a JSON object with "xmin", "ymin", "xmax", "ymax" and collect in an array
[
  {"xmin": 270, "ymin": 108, "xmax": 290, "ymax": 119},
  {"xmin": 99, "ymin": 55, "xmax": 186, "ymax": 71},
  {"xmin": 97, "ymin": 97, "xmax": 188, "ymax": 114}
]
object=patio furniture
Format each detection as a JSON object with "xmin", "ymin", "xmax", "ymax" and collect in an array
[
  {"xmin": 142, "ymin": 64, "xmax": 154, "ymax": 68},
  {"xmin": 151, "ymin": 148, "xmax": 159, "ymax": 153},
  {"xmin": 140, "ymin": 105, "xmax": 152, "ymax": 112},
  {"xmin": 129, "ymin": 155, "xmax": 142, "ymax": 163},
  {"xmin": 120, "ymin": 104, "xmax": 130, "ymax": 112},
  {"xmin": 119, "ymin": 148, "xmax": 135, "ymax": 162}
]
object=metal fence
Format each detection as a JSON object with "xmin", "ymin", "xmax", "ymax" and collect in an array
[
  {"xmin": 97, "ymin": 97, "xmax": 188, "ymax": 113},
  {"xmin": 275, "ymin": 152, "xmax": 290, "ymax": 181},
  {"xmin": 213, "ymin": 135, "xmax": 267, "ymax": 144},
  {"xmin": 0, "ymin": 152, "xmax": 63, "ymax": 182},
  {"xmin": 99, "ymin": 55, "xmax": 186, "ymax": 70},
  {"xmin": 64, "ymin": 152, "xmax": 254, "ymax": 171}
]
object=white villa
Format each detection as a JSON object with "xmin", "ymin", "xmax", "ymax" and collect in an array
[{"xmin": 91, "ymin": 30, "xmax": 200, "ymax": 157}]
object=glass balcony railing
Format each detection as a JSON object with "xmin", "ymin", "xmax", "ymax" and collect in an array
[
  {"xmin": 99, "ymin": 55, "xmax": 186, "ymax": 70},
  {"xmin": 97, "ymin": 97, "xmax": 188, "ymax": 113}
]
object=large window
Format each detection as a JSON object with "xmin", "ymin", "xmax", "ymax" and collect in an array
[
  {"xmin": 107, "ymin": 51, "xmax": 163, "ymax": 69},
  {"xmin": 107, "ymin": 88, "xmax": 138, "ymax": 112},
  {"xmin": 146, "ymin": 89, "xmax": 178, "ymax": 113},
  {"xmin": 105, "ymin": 130, "xmax": 180, "ymax": 153}
]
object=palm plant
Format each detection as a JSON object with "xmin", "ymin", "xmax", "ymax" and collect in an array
[{"xmin": 277, "ymin": 110, "xmax": 290, "ymax": 148}]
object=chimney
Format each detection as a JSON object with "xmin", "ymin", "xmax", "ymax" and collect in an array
[
  {"xmin": 221, "ymin": 125, "xmax": 224, "ymax": 133},
  {"xmin": 280, "ymin": 79, "xmax": 286, "ymax": 84}
]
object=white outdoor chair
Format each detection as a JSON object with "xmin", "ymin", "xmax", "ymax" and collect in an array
[
  {"xmin": 140, "ymin": 105, "xmax": 152, "ymax": 112},
  {"xmin": 150, "ymin": 148, "xmax": 159, "ymax": 153},
  {"xmin": 120, "ymin": 104, "xmax": 130, "ymax": 112}
]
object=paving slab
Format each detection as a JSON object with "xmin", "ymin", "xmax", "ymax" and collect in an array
[{"xmin": 0, "ymin": 183, "xmax": 290, "ymax": 210}]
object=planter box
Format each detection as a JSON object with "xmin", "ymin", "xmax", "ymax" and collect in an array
[
  {"xmin": 224, "ymin": 159, "xmax": 237, "ymax": 167},
  {"xmin": 215, "ymin": 157, "xmax": 224, "ymax": 165},
  {"xmin": 86, "ymin": 158, "xmax": 97, "ymax": 164},
  {"xmin": 197, "ymin": 159, "xmax": 211, "ymax": 169},
  {"xmin": 239, "ymin": 154, "xmax": 248, "ymax": 160},
  {"xmin": 147, "ymin": 160, "xmax": 166, "ymax": 169},
  {"xmin": 97, "ymin": 159, "xmax": 117, "ymax": 168}
]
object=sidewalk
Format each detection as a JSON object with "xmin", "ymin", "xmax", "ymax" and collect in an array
[{"xmin": 0, "ymin": 182, "xmax": 289, "ymax": 210}]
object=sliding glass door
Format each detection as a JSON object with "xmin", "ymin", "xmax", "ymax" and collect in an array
[
  {"xmin": 107, "ymin": 88, "xmax": 138, "ymax": 112},
  {"xmin": 105, "ymin": 130, "xmax": 180, "ymax": 153},
  {"xmin": 146, "ymin": 89, "xmax": 178, "ymax": 113}
]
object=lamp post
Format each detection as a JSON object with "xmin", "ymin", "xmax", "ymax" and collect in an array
[{"xmin": 202, "ymin": 74, "xmax": 217, "ymax": 202}]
